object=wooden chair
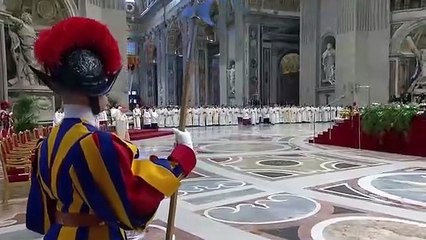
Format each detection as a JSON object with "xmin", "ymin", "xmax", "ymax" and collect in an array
[
  {"xmin": 0, "ymin": 140, "xmax": 31, "ymax": 204},
  {"xmin": 42, "ymin": 127, "xmax": 48, "ymax": 137},
  {"xmin": 3, "ymin": 135, "xmax": 33, "ymax": 159}
]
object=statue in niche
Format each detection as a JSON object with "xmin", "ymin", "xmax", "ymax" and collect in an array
[
  {"xmin": 322, "ymin": 42, "xmax": 336, "ymax": 85},
  {"xmin": 5, "ymin": 12, "xmax": 38, "ymax": 87},
  {"xmin": 227, "ymin": 60, "xmax": 236, "ymax": 98}
]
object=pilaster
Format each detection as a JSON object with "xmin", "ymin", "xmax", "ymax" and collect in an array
[
  {"xmin": 299, "ymin": 0, "xmax": 320, "ymax": 105},
  {"xmin": 156, "ymin": 27, "xmax": 168, "ymax": 106},
  {"xmin": 84, "ymin": 0, "xmax": 129, "ymax": 106},
  {"xmin": 218, "ymin": 0, "xmax": 228, "ymax": 105},
  {"xmin": 234, "ymin": 0, "xmax": 246, "ymax": 106}
]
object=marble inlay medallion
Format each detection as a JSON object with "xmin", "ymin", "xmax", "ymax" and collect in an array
[
  {"xmin": 358, "ymin": 172, "xmax": 426, "ymax": 207},
  {"xmin": 204, "ymin": 193, "xmax": 320, "ymax": 224},
  {"xmin": 311, "ymin": 216, "xmax": 426, "ymax": 240},
  {"xmin": 179, "ymin": 178, "xmax": 247, "ymax": 196}
]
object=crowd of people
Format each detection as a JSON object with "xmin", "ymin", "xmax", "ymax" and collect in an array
[{"xmin": 125, "ymin": 105, "xmax": 344, "ymax": 129}]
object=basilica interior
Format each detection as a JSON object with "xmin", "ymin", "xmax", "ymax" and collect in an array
[{"xmin": 0, "ymin": 0, "xmax": 426, "ymax": 240}]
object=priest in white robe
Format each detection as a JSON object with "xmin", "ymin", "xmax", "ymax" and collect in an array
[
  {"xmin": 116, "ymin": 106, "xmax": 130, "ymax": 140},
  {"xmin": 132, "ymin": 104, "xmax": 142, "ymax": 129},
  {"xmin": 206, "ymin": 107, "xmax": 214, "ymax": 126},
  {"xmin": 219, "ymin": 106, "xmax": 227, "ymax": 126},
  {"xmin": 143, "ymin": 108, "xmax": 152, "ymax": 129},
  {"xmin": 150, "ymin": 108, "xmax": 159, "ymax": 128}
]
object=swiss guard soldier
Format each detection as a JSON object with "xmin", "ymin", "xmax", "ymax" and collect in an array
[{"xmin": 26, "ymin": 17, "xmax": 196, "ymax": 240}]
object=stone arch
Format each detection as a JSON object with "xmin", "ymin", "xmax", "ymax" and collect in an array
[
  {"xmin": 3, "ymin": 0, "xmax": 78, "ymax": 28},
  {"xmin": 279, "ymin": 53, "xmax": 299, "ymax": 74},
  {"xmin": 390, "ymin": 19, "xmax": 426, "ymax": 55},
  {"xmin": 277, "ymin": 52, "xmax": 300, "ymax": 105}
]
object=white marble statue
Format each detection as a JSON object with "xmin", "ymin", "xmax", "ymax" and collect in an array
[
  {"xmin": 227, "ymin": 61, "xmax": 236, "ymax": 98},
  {"xmin": 6, "ymin": 12, "xmax": 38, "ymax": 87},
  {"xmin": 322, "ymin": 42, "xmax": 336, "ymax": 85}
]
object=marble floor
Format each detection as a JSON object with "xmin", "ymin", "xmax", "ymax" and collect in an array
[{"xmin": 1, "ymin": 123, "xmax": 426, "ymax": 240}]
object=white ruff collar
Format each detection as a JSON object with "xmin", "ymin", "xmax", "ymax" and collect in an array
[{"xmin": 63, "ymin": 104, "xmax": 96, "ymax": 126}]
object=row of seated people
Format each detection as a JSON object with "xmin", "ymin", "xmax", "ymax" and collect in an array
[{"xmin": 0, "ymin": 126, "xmax": 53, "ymax": 204}]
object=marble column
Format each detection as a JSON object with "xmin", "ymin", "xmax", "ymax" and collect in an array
[
  {"xmin": 339, "ymin": 0, "xmax": 390, "ymax": 106},
  {"xmin": 233, "ymin": 0, "xmax": 246, "ymax": 106},
  {"xmin": 84, "ymin": 0, "xmax": 129, "ymax": 107},
  {"xmin": 299, "ymin": 0, "xmax": 320, "ymax": 105},
  {"xmin": 155, "ymin": 27, "xmax": 167, "ymax": 106},
  {"xmin": 0, "ymin": 20, "xmax": 7, "ymax": 101},
  {"xmin": 218, "ymin": 0, "xmax": 228, "ymax": 105}
]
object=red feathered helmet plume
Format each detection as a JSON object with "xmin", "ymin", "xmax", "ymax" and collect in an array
[{"xmin": 31, "ymin": 17, "xmax": 122, "ymax": 96}]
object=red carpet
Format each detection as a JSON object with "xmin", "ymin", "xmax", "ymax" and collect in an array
[
  {"xmin": 311, "ymin": 115, "xmax": 426, "ymax": 157},
  {"xmin": 128, "ymin": 129, "xmax": 173, "ymax": 141}
]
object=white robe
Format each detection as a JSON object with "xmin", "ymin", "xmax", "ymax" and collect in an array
[
  {"xmin": 193, "ymin": 108, "xmax": 200, "ymax": 126},
  {"xmin": 165, "ymin": 110, "xmax": 173, "ymax": 127},
  {"xmin": 132, "ymin": 108, "xmax": 142, "ymax": 129},
  {"xmin": 270, "ymin": 108, "xmax": 276, "ymax": 124},
  {"xmin": 250, "ymin": 109, "xmax": 256, "ymax": 125},
  {"xmin": 206, "ymin": 109, "xmax": 213, "ymax": 126},
  {"xmin": 143, "ymin": 111, "xmax": 151, "ymax": 126},
  {"xmin": 116, "ymin": 112, "xmax": 129, "ymax": 140},
  {"xmin": 219, "ymin": 108, "xmax": 227, "ymax": 125},
  {"xmin": 158, "ymin": 109, "xmax": 166, "ymax": 127},
  {"xmin": 186, "ymin": 109, "xmax": 193, "ymax": 126},
  {"xmin": 173, "ymin": 109, "xmax": 180, "ymax": 127},
  {"xmin": 232, "ymin": 108, "xmax": 239, "ymax": 125},
  {"xmin": 199, "ymin": 108, "xmax": 206, "ymax": 126},
  {"xmin": 226, "ymin": 108, "xmax": 232, "ymax": 125},
  {"xmin": 212, "ymin": 108, "xmax": 219, "ymax": 125},
  {"xmin": 110, "ymin": 107, "xmax": 119, "ymax": 126},
  {"xmin": 150, "ymin": 111, "xmax": 159, "ymax": 124}
]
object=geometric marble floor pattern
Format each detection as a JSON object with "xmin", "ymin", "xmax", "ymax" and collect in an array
[{"xmin": 1, "ymin": 123, "xmax": 426, "ymax": 240}]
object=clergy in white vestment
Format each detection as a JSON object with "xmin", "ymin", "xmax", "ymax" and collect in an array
[
  {"xmin": 200, "ymin": 107, "xmax": 207, "ymax": 126},
  {"xmin": 53, "ymin": 108, "xmax": 64, "ymax": 126},
  {"xmin": 206, "ymin": 107, "xmax": 213, "ymax": 126},
  {"xmin": 232, "ymin": 107, "xmax": 239, "ymax": 125},
  {"xmin": 116, "ymin": 106, "xmax": 130, "ymax": 140},
  {"xmin": 226, "ymin": 107, "xmax": 232, "ymax": 125},
  {"xmin": 256, "ymin": 107, "xmax": 261, "ymax": 124},
  {"xmin": 193, "ymin": 107, "xmax": 200, "ymax": 126},
  {"xmin": 98, "ymin": 109, "xmax": 108, "ymax": 130},
  {"xmin": 143, "ymin": 108, "xmax": 152, "ymax": 129},
  {"xmin": 110, "ymin": 106, "xmax": 119, "ymax": 126},
  {"xmin": 279, "ymin": 107, "xmax": 285, "ymax": 124},
  {"xmin": 219, "ymin": 106, "xmax": 227, "ymax": 126},
  {"xmin": 261, "ymin": 106, "xmax": 270, "ymax": 124},
  {"xmin": 274, "ymin": 105, "xmax": 280, "ymax": 124},
  {"xmin": 186, "ymin": 108, "xmax": 193, "ymax": 127},
  {"xmin": 242, "ymin": 107, "xmax": 250, "ymax": 125},
  {"xmin": 150, "ymin": 108, "xmax": 159, "ymax": 128},
  {"xmin": 212, "ymin": 106, "xmax": 219, "ymax": 126},
  {"xmin": 301, "ymin": 106, "xmax": 308, "ymax": 123},
  {"xmin": 165, "ymin": 107, "xmax": 174, "ymax": 127},
  {"xmin": 250, "ymin": 107, "xmax": 257, "ymax": 125},
  {"xmin": 132, "ymin": 104, "xmax": 142, "ymax": 129},
  {"xmin": 270, "ymin": 106, "xmax": 276, "ymax": 125},
  {"xmin": 158, "ymin": 107, "xmax": 166, "ymax": 127},
  {"xmin": 173, "ymin": 107, "xmax": 180, "ymax": 127}
]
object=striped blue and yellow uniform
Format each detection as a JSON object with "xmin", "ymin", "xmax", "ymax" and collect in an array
[{"xmin": 26, "ymin": 118, "xmax": 196, "ymax": 240}]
